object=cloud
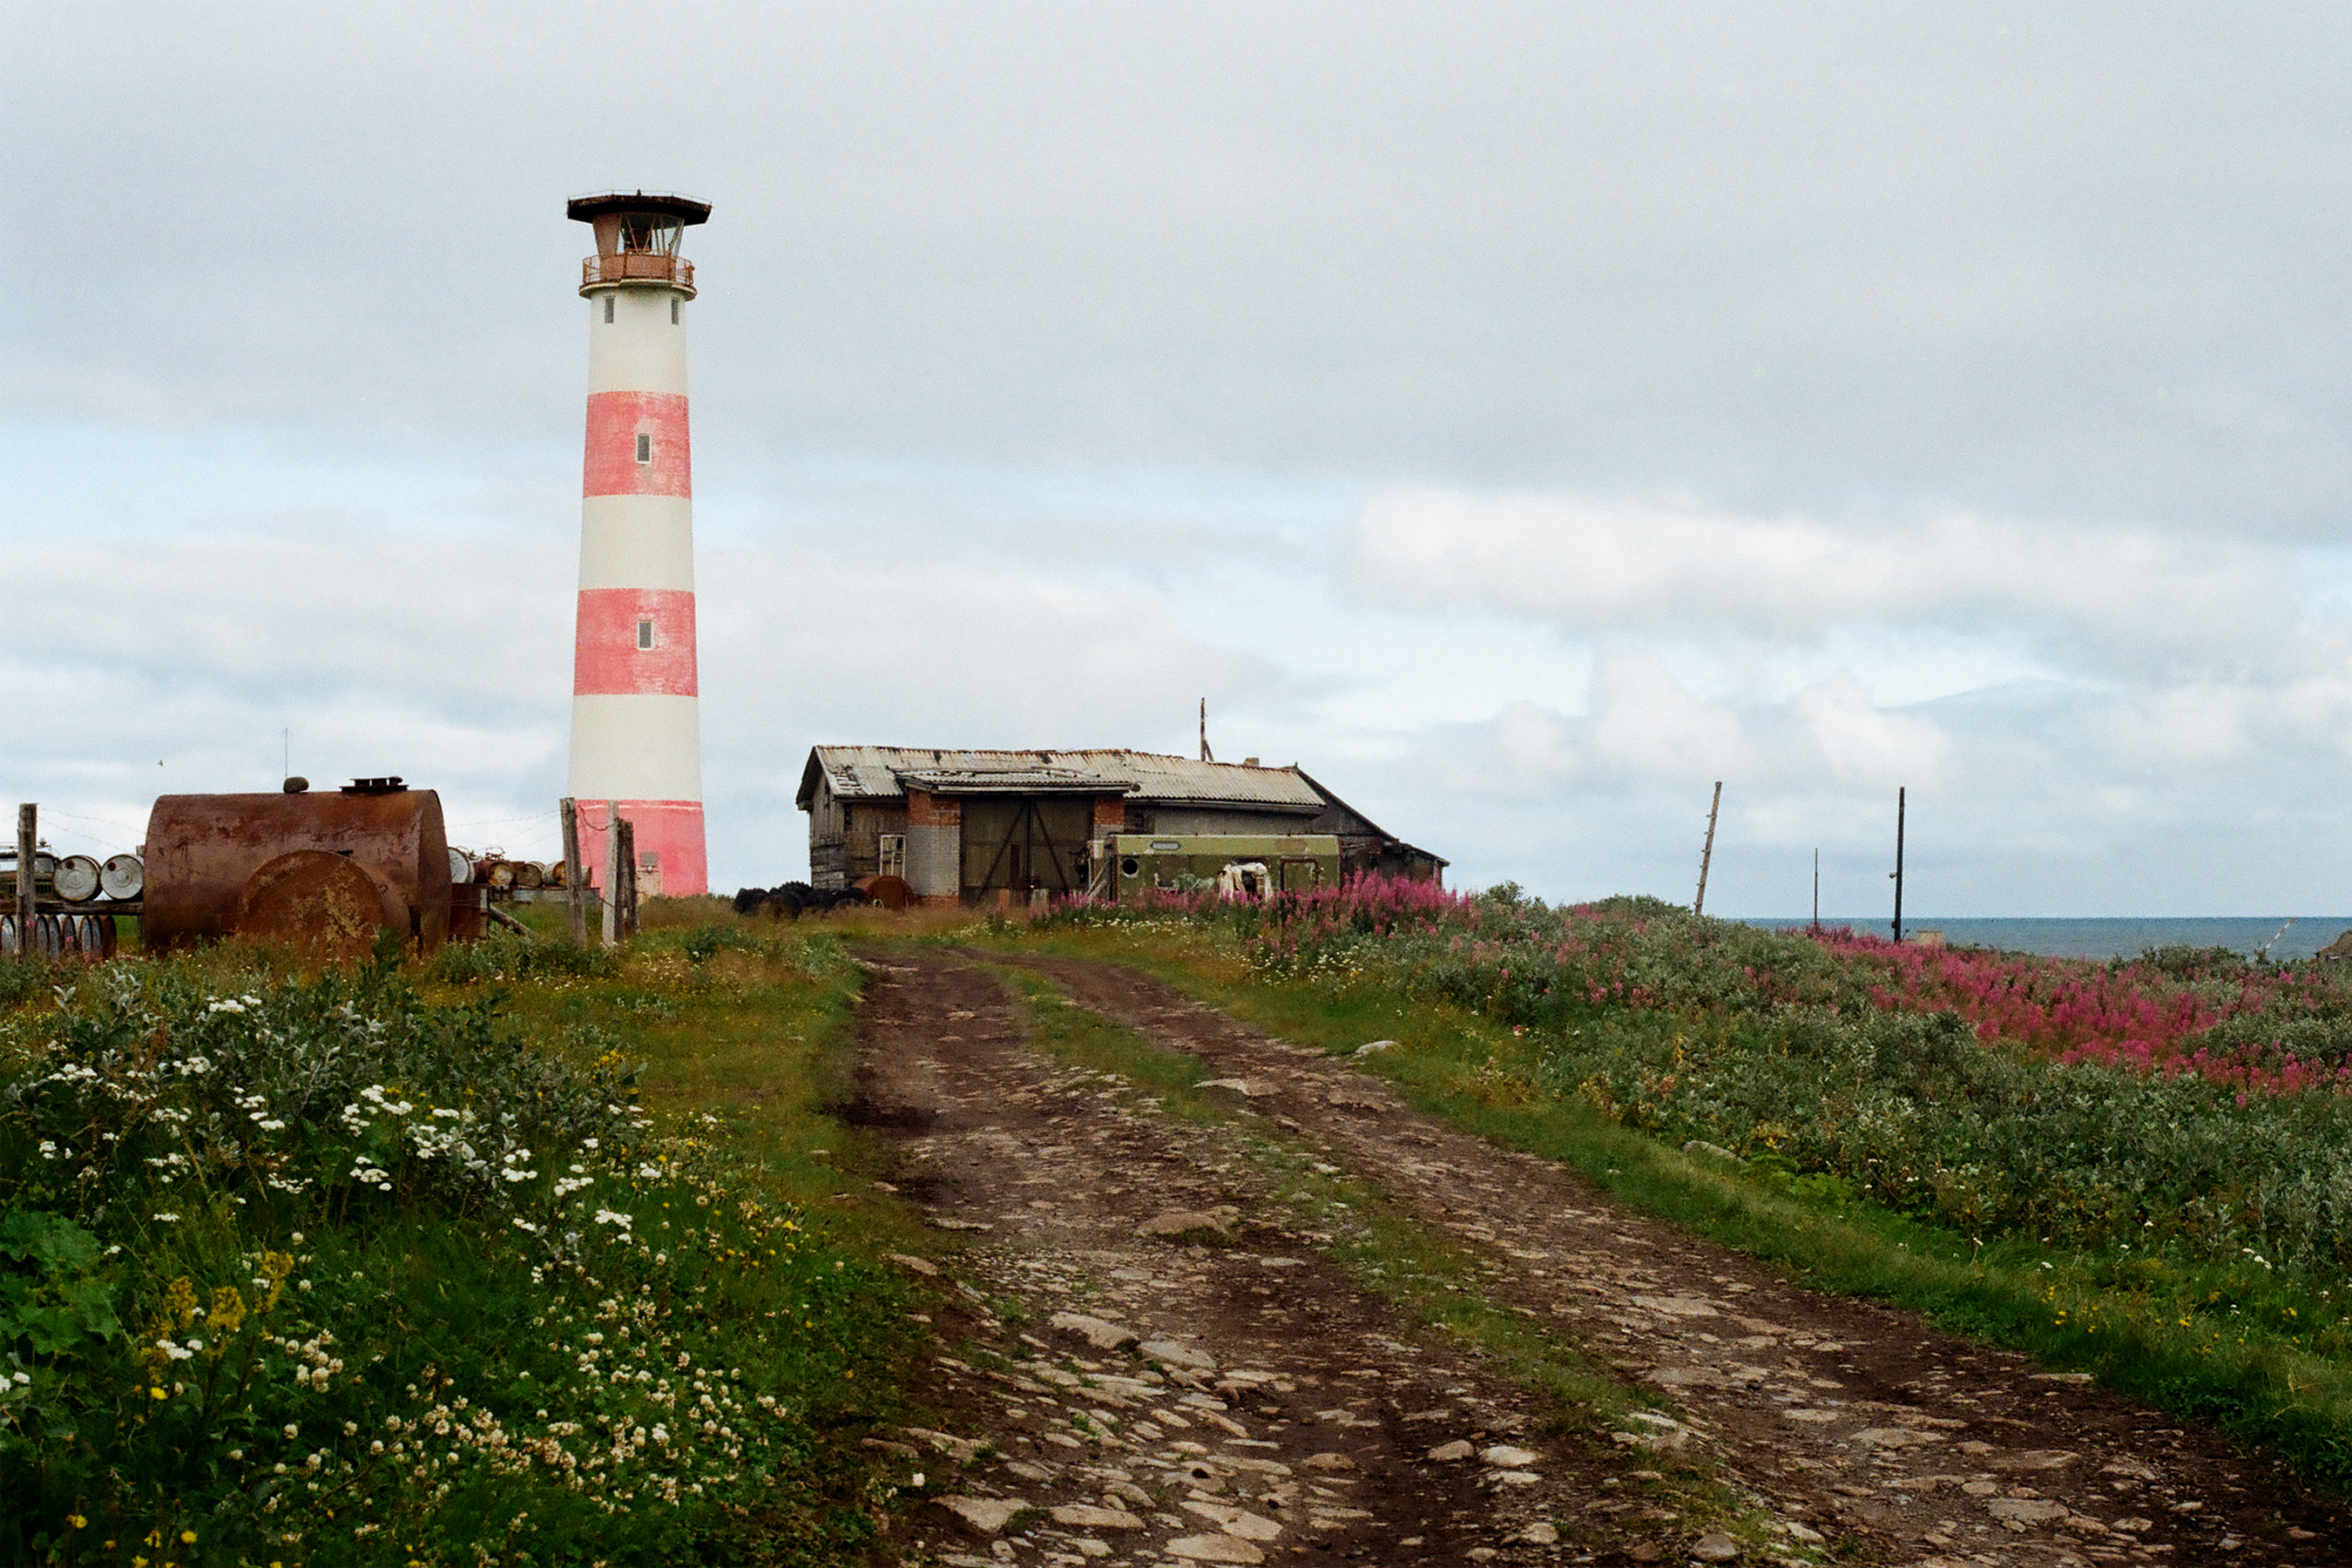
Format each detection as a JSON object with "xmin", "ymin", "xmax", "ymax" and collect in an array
[
  {"xmin": 1586, "ymin": 652, "xmax": 1750, "ymax": 781},
  {"xmin": 0, "ymin": 492, "xmax": 1288, "ymax": 886},
  {"xmin": 11, "ymin": 5, "xmax": 2352, "ymax": 529},
  {"xmin": 1352, "ymin": 489, "xmax": 2292, "ymax": 664},
  {"xmin": 1794, "ymin": 676, "xmax": 1950, "ymax": 788}
]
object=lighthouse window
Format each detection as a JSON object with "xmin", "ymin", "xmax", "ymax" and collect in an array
[
  {"xmin": 636, "ymin": 618, "xmax": 654, "ymax": 651},
  {"xmin": 635, "ymin": 432, "xmax": 652, "ymax": 464},
  {"xmin": 671, "ymin": 298, "xmax": 680, "ymax": 324},
  {"xmin": 603, "ymin": 296, "xmax": 614, "ymax": 323}
]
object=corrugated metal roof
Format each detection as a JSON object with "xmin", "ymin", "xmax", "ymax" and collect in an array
[{"xmin": 799, "ymin": 747, "xmax": 1326, "ymax": 811}]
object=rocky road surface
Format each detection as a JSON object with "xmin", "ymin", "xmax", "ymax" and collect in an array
[{"xmin": 849, "ymin": 946, "xmax": 2349, "ymax": 1567}]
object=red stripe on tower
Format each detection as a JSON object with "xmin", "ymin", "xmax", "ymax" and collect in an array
[
  {"xmin": 573, "ymin": 588, "xmax": 699, "ymax": 695},
  {"xmin": 582, "ymin": 391, "xmax": 693, "ymax": 497}
]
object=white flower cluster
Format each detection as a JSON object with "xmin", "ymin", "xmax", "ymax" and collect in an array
[{"xmin": 260, "ymin": 1329, "xmax": 346, "ymax": 1391}]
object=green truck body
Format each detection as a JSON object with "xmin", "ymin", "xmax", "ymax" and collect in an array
[{"xmin": 1094, "ymin": 833, "xmax": 1342, "ymax": 901}]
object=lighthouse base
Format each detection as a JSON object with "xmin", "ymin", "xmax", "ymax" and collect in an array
[{"xmin": 575, "ymin": 799, "xmax": 706, "ymax": 899}]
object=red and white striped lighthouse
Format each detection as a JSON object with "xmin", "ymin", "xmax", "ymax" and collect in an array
[{"xmin": 565, "ymin": 191, "xmax": 711, "ymax": 897}]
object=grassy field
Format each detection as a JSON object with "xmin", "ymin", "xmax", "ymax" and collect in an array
[
  {"xmin": 0, "ymin": 907, "xmax": 935, "ymax": 1568},
  {"xmin": 999, "ymin": 887, "xmax": 2352, "ymax": 1493},
  {"xmin": 13, "ymin": 875, "xmax": 2352, "ymax": 1565}
]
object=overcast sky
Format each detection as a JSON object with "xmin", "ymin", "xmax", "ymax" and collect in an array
[{"xmin": 9, "ymin": 2, "xmax": 2352, "ymax": 914}]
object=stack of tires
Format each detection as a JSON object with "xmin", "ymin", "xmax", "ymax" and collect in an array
[{"xmin": 730, "ymin": 882, "xmax": 872, "ymax": 921}]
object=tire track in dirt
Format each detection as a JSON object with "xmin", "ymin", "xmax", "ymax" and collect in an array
[
  {"xmin": 1005, "ymin": 952, "xmax": 2352, "ymax": 1568},
  {"xmin": 853, "ymin": 946, "xmax": 1740, "ymax": 1567}
]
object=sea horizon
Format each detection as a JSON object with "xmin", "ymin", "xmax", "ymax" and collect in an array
[{"xmin": 1739, "ymin": 916, "xmax": 2352, "ymax": 962}]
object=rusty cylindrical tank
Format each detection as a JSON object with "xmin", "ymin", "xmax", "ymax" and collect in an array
[{"xmin": 141, "ymin": 784, "xmax": 451, "ymax": 954}]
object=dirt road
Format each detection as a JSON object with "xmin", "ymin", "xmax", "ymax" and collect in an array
[{"xmin": 850, "ymin": 946, "xmax": 2348, "ymax": 1567}]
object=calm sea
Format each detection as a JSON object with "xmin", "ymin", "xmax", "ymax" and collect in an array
[{"xmin": 1743, "ymin": 917, "xmax": 2352, "ymax": 963}]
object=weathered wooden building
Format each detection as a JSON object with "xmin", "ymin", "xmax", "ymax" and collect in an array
[{"xmin": 794, "ymin": 746, "xmax": 1443, "ymax": 904}]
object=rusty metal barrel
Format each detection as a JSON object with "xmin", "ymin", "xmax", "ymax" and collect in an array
[{"xmin": 141, "ymin": 784, "xmax": 451, "ymax": 955}]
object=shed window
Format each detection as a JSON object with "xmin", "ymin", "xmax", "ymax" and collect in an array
[
  {"xmin": 604, "ymin": 296, "xmax": 614, "ymax": 323},
  {"xmin": 636, "ymin": 618, "xmax": 654, "ymax": 651},
  {"xmin": 634, "ymin": 432, "xmax": 652, "ymax": 464}
]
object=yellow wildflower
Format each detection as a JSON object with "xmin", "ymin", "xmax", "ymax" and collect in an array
[
  {"xmin": 162, "ymin": 1276, "xmax": 199, "ymax": 1333},
  {"xmin": 208, "ymin": 1285, "xmax": 247, "ymax": 1342}
]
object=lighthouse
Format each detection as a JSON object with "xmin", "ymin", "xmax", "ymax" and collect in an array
[{"xmin": 565, "ymin": 191, "xmax": 711, "ymax": 898}]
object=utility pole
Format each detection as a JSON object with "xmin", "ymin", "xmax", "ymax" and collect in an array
[
  {"xmin": 1890, "ymin": 786, "xmax": 1906, "ymax": 944},
  {"xmin": 1199, "ymin": 699, "xmax": 1214, "ymax": 763},
  {"xmin": 1811, "ymin": 848, "xmax": 1820, "ymax": 933},
  {"xmin": 1693, "ymin": 781, "xmax": 1722, "ymax": 916}
]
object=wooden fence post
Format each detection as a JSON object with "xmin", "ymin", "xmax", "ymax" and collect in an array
[
  {"xmin": 618, "ymin": 819, "xmax": 639, "ymax": 939},
  {"xmin": 560, "ymin": 797, "xmax": 585, "ymax": 947},
  {"xmin": 14, "ymin": 803, "xmax": 34, "ymax": 939},
  {"xmin": 602, "ymin": 800, "xmax": 621, "ymax": 949}
]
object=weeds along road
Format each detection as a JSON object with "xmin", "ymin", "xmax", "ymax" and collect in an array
[{"xmin": 848, "ymin": 945, "xmax": 2347, "ymax": 1567}]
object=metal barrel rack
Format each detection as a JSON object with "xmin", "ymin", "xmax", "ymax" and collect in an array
[{"xmin": 6, "ymin": 804, "xmax": 140, "ymax": 961}]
